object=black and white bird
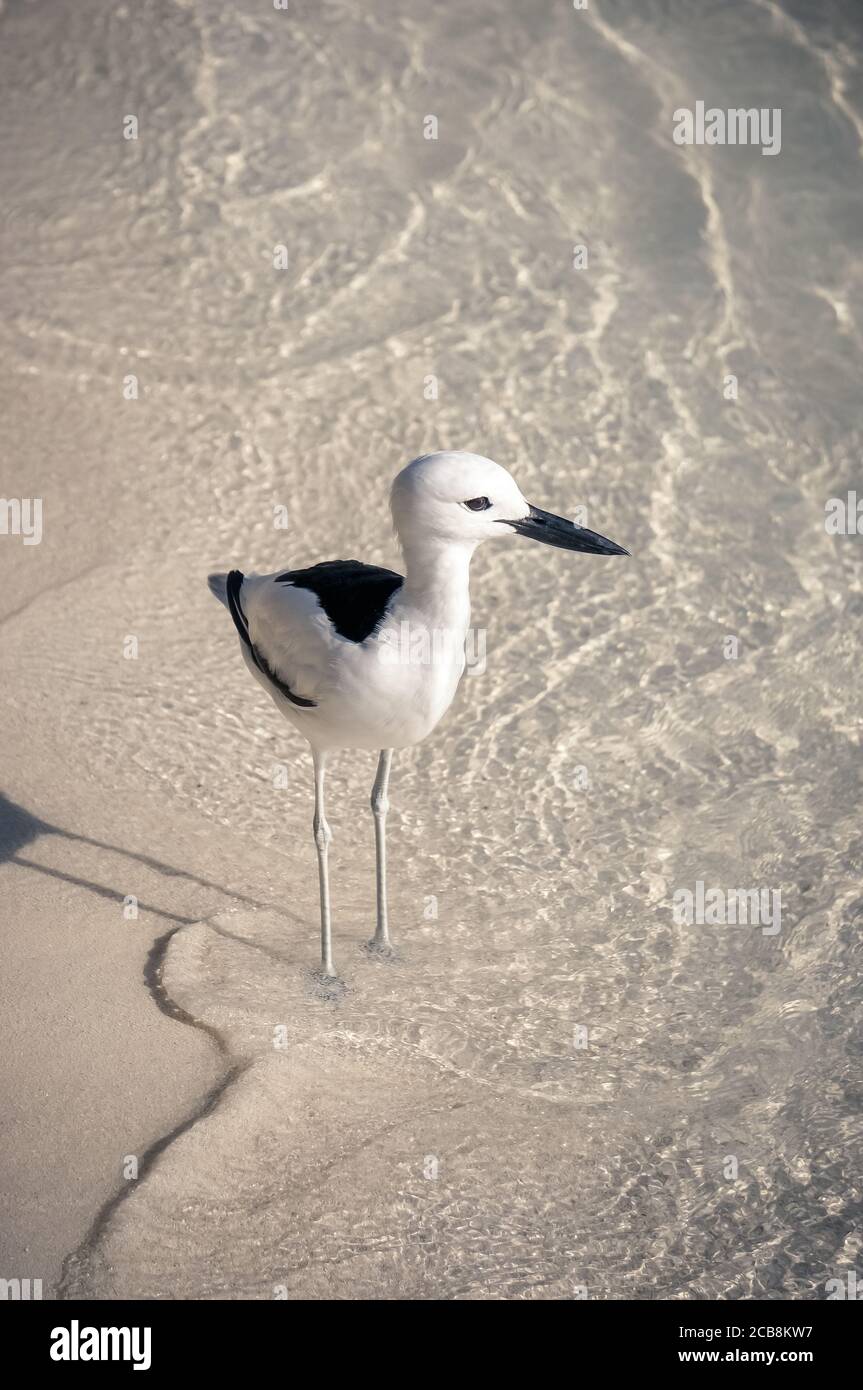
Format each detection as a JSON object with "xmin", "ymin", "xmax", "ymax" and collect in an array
[{"xmin": 209, "ymin": 450, "xmax": 628, "ymax": 977}]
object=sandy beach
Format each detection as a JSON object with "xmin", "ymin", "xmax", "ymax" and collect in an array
[{"xmin": 2, "ymin": 0, "xmax": 862, "ymax": 1299}]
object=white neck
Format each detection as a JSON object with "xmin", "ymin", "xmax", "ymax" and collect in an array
[{"xmin": 396, "ymin": 535, "xmax": 475, "ymax": 632}]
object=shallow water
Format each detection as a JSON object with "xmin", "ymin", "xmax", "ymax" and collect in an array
[{"xmin": 3, "ymin": 0, "xmax": 862, "ymax": 1298}]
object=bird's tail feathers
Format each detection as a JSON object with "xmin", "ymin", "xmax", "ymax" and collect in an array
[{"xmin": 207, "ymin": 572, "xmax": 230, "ymax": 607}]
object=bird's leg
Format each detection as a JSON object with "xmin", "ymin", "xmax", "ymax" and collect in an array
[
  {"xmin": 312, "ymin": 750, "xmax": 335, "ymax": 977},
  {"xmin": 370, "ymin": 748, "xmax": 394, "ymax": 953}
]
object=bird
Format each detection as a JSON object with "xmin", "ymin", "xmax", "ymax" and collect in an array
[{"xmin": 208, "ymin": 450, "xmax": 628, "ymax": 978}]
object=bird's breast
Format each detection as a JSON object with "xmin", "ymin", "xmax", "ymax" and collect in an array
[{"xmin": 323, "ymin": 621, "xmax": 467, "ymax": 749}]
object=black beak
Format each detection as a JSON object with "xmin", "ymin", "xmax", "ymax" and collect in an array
[{"xmin": 501, "ymin": 504, "xmax": 629, "ymax": 556}]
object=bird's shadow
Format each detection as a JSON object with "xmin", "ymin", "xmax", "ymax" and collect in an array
[{"xmin": 0, "ymin": 791, "xmax": 285, "ymax": 926}]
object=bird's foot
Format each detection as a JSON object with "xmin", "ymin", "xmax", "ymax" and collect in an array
[
  {"xmin": 310, "ymin": 965, "xmax": 346, "ymax": 998},
  {"xmin": 363, "ymin": 935, "xmax": 398, "ymax": 963}
]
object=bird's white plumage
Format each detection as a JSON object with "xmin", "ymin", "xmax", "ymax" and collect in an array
[
  {"xmin": 232, "ymin": 564, "xmax": 465, "ymax": 751},
  {"xmin": 215, "ymin": 452, "xmax": 533, "ymax": 752}
]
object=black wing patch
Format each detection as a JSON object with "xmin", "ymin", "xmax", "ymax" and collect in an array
[
  {"xmin": 274, "ymin": 560, "xmax": 404, "ymax": 643},
  {"xmin": 225, "ymin": 570, "xmax": 317, "ymax": 709}
]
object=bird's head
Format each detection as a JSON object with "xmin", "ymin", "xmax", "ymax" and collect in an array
[{"xmin": 390, "ymin": 451, "xmax": 629, "ymax": 557}]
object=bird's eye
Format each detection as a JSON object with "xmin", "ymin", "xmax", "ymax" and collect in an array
[{"xmin": 464, "ymin": 497, "xmax": 491, "ymax": 511}]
